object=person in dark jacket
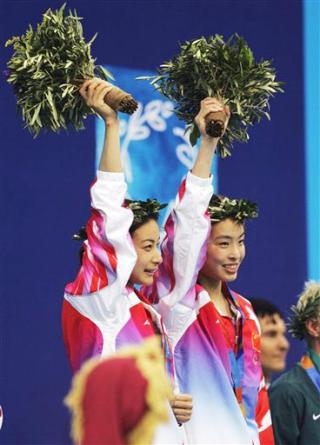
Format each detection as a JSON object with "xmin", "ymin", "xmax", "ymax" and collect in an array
[{"xmin": 269, "ymin": 282, "xmax": 320, "ymax": 445}]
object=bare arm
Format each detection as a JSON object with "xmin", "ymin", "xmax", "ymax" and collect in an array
[
  {"xmin": 192, "ymin": 97, "xmax": 230, "ymax": 178},
  {"xmin": 80, "ymin": 78, "xmax": 122, "ymax": 172}
]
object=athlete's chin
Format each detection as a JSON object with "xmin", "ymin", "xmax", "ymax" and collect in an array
[
  {"xmin": 222, "ymin": 272, "xmax": 238, "ymax": 282},
  {"xmin": 129, "ymin": 273, "xmax": 154, "ymax": 287},
  {"xmin": 139, "ymin": 274, "xmax": 155, "ymax": 286}
]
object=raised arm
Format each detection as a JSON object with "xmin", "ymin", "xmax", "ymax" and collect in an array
[
  {"xmin": 65, "ymin": 79, "xmax": 136, "ymax": 296},
  {"xmin": 63, "ymin": 79, "xmax": 137, "ymax": 371},
  {"xmin": 146, "ymin": 99, "xmax": 229, "ymax": 308},
  {"xmin": 192, "ymin": 98, "xmax": 229, "ymax": 178},
  {"xmin": 80, "ymin": 78, "xmax": 122, "ymax": 172}
]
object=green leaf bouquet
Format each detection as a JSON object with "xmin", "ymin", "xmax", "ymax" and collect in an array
[
  {"xmin": 145, "ymin": 34, "xmax": 283, "ymax": 157},
  {"xmin": 5, "ymin": 4, "xmax": 137, "ymax": 137}
]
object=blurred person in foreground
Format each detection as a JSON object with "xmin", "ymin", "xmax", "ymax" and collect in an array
[
  {"xmin": 65, "ymin": 337, "xmax": 181, "ymax": 445},
  {"xmin": 269, "ymin": 282, "xmax": 320, "ymax": 445},
  {"xmin": 250, "ymin": 299, "xmax": 289, "ymax": 387}
]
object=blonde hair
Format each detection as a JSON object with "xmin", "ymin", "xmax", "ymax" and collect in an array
[{"xmin": 288, "ymin": 281, "xmax": 320, "ymax": 340}]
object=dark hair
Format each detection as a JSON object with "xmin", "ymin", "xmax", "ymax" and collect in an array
[
  {"xmin": 73, "ymin": 198, "xmax": 166, "ymax": 264},
  {"xmin": 250, "ymin": 298, "xmax": 283, "ymax": 319},
  {"xmin": 129, "ymin": 215, "xmax": 159, "ymax": 235}
]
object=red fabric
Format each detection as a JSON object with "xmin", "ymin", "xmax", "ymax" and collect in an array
[
  {"xmin": 197, "ymin": 301, "xmax": 233, "ymax": 379},
  {"xmin": 61, "ymin": 300, "xmax": 103, "ymax": 373},
  {"xmin": 129, "ymin": 302, "xmax": 156, "ymax": 338},
  {"xmin": 233, "ymin": 292, "xmax": 275, "ymax": 445},
  {"xmin": 62, "ymin": 289, "xmax": 158, "ymax": 374},
  {"xmin": 134, "ymin": 287, "xmax": 154, "ymax": 305},
  {"xmin": 178, "ymin": 177, "xmax": 186, "ymax": 201},
  {"xmin": 256, "ymin": 385, "xmax": 275, "ymax": 445},
  {"xmin": 82, "ymin": 357, "xmax": 148, "ymax": 445},
  {"xmin": 65, "ymin": 199, "xmax": 119, "ymax": 297},
  {"xmin": 219, "ymin": 315, "xmax": 237, "ymax": 354}
]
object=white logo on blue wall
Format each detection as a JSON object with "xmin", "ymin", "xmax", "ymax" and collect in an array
[{"xmin": 95, "ymin": 65, "xmax": 217, "ymax": 225}]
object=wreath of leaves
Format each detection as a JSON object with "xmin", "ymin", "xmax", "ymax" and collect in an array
[
  {"xmin": 5, "ymin": 3, "xmax": 113, "ymax": 136},
  {"xmin": 143, "ymin": 34, "xmax": 283, "ymax": 158},
  {"xmin": 208, "ymin": 194, "xmax": 258, "ymax": 223},
  {"xmin": 125, "ymin": 198, "xmax": 167, "ymax": 224},
  {"xmin": 288, "ymin": 282, "xmax": 320, "ymax": 340},
  {"xmin": 73, "ymin": 199, "xmax": 167, "ymax": 241}
]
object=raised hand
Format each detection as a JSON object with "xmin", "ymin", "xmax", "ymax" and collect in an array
[
  {"xmin": 195, "ymin": 97, "xmax": 230, "ymax": 140},
  {"xmin": 191, "ymin": 98, "xmax": 230, "ymax": 178},
  {"xmin": 80, "ymin": 78, "xmax": 118, "ymax": 123}
]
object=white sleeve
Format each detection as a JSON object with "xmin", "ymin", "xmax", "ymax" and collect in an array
[
  {"xmin": 65, "ymin": 171, "xmax": 137, "ymax": 297},
  {"xmin": 154, "ymin": 172, "xmax": 213, "ymax": 311}
]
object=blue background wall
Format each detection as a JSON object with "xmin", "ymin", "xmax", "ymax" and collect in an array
[{"xmin": 0, "ymin": 0, "xmax": 311, "ymax": 443}]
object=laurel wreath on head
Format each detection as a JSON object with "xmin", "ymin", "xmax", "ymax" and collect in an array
[
  {"xmin": 124, "ymin": 198, "xmax": 167, "ymax": 225},
  {"xmin": 288, "ymin": 282, "xmax": 320, "ymax": 340},
  {"xmin": 207, "ymin": 194, "xmax": 258, "ymax": 223},
  {"xmin": 73, "ymin": 198, "xmax": 167, "ymax": 241}
]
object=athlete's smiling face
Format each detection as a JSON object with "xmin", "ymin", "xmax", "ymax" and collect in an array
[
  {"xmin": 200, "ymin": 218, "xmax": 246, "ymax": 283},
  {"xmin": 129, "ymin": 219, "xmax": 162, "ymax": 286}
]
